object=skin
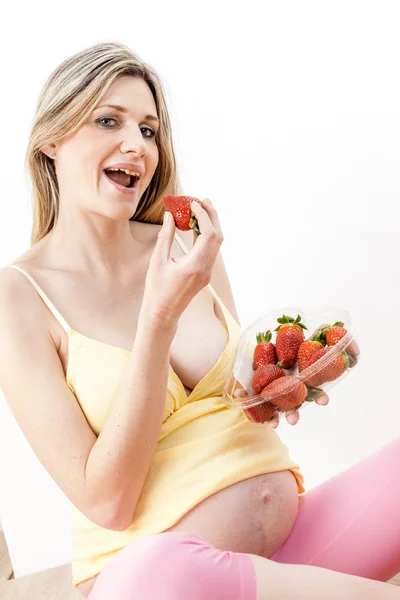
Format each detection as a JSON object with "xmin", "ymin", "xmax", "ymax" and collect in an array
[
  {"xmin": 36, "ymin": 76, "xmax": 398, "ymax": 599},
  {"xmin": 41, "ymin": 75, "xmax": 160, "ymax": 278},
  {"xmin": 43, "ymin": 73, "xmax": 330, "ymax": 426},
  {"xmin": 13, "ymin": 74, "xmax": 382, "ymax": 600},
  {"xmin": 234, "ymin": 324, "xmax": 331, "ymax": 428}
]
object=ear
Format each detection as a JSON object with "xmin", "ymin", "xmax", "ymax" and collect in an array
[{"xmin": 40, "ymin": 143, "xmax": 56, "ymax": 158}]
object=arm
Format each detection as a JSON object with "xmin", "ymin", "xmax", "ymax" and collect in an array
[{"xmin": 0, "ymin": 269, "xmax": 177, "ymax": 531}]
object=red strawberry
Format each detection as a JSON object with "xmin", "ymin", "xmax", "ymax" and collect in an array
[
  {"xmin": 321, "ymin": 321, "xmax": 360, "ymax": 360},
  {"xmin": 251, "ymin": 363, "xmax": 285, "ymax": 395},
  {"xmin": 244, "ymin": 401, "xmax": 278, "ymax": 424},
  {"xmin": 253, "ymin": 330, "xmax": 277, "ymax": 370},
  {"xmin": 298, "ymin": 332, "xmax": 326, "ymax": 372},
  {"xmin": 261, "ymin": 375, "xmax": 307, "ymax": 411},
  {"xmin": 275, "ymin": 314, "xmax": 307, "ymax": 369},
  {"xmin": 303, "ymin": 346, "xmax": 349, "ymax": 387},
  {"xmin": 163, "ymin": 195, "xmax": 202, "ymax": 235}
]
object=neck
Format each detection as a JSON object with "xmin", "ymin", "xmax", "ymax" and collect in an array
[{"xmin": 40, "ymin": 207, "xmax": 152, "ymax": 277}]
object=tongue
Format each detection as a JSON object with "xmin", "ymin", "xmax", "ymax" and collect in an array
[{"xmin": 105, "ymin": 170, "xmax": 130, "ymax": 187}]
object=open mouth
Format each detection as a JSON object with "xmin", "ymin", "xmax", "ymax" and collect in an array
[{"xmin": 104, "ymin": 168, "xmax": 140, "ymax": 189}]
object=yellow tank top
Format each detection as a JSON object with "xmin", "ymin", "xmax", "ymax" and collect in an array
[{"xmin": 8, "ymin": 232, "xmax": 304, "ymax": 587}]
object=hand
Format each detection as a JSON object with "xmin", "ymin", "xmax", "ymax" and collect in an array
[
  {"xmin": 233, "ymin": 387, "xmax": 330, "ymax": 428},
  {"xmin": 269, "ymin": 321, "xmax": 331, "ymax": 427},
  {"xmin": 233, "ymin": 310, "xmax": 333, "ymax": 426},
  {"xmin": 141, "ymin": 198, "xmax": 224, "ymax": 327}
]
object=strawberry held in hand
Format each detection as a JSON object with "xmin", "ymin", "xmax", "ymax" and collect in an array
[
  {"xmin": 275, "ymin": 314, "xmax": 307, "ymax": 369},
  {"xmin": 163, "ymin": 195, "xmax": 202, "ymax": 235},
  {"xmin": 253, "ymin": 330, "xmax": 277, "ymax": 370}
]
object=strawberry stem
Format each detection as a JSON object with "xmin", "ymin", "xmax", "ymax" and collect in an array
[
  {"xmin": 310, "ymin": 331, "xmax": 326, "ymax": 345},
  {"xmin": 304, "ymin": 385, "xmax": 324, "ymax": 401},
  {"xmin": 189, "ymin": 214, "xmax": 201, "ymax": 235},
  {"xmin": 256, "ymin": 330, "xmax": 272, "ymax": 344},
  {"xmin": 345, "ymin": 352, "xmax": 357, "ymax": 368},
  {"xmin": 275, "ymin": 313, "xmax": 308, "ymax": 332}
]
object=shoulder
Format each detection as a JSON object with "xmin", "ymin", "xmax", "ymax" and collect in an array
[
  {"xmin": 0, "ymin": 266, "xmax": 28, "ymax": 306},
  {"xmin": 0, "ymin": 268, "xmax": 37, "ymax": 357},
  {"xmin": 0, "ymin": 264, "xmax": 55, "ymax": 343},
  {"xmin": 0, "ymin": 266, "xmax": 35, "ymax": 323},
  {"xmin": 0, "ymin": 235, "xmax": 48, "ymax": 308}
]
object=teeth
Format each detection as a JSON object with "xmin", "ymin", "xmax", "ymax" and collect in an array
[{"xmin": 107, "ymin": 167, "xmax": 141, "ymax": 178}]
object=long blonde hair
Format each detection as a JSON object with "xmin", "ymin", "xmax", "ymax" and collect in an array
[{"xmin": 26, "ymin": 41, "xmax": 182, "ymax": 245}]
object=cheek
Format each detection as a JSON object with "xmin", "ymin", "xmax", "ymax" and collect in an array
[{"xmin": 149, "ymin": 144, "xmax": 159, "ymax": 173}]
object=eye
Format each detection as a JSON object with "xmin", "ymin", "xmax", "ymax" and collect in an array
[
  {"xmin": 141, "ymin": 126, "xmax": 156, "ymax": 139},
  {"xmin": 95, "ymin": 117, "xmax": 157, "ymax": 138},
  {"xmin": 96, "ymin": 117, "xmax": 118, "ymax": 128}
]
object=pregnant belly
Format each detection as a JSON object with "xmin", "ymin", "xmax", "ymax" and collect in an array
[
  {"xmin": 167, "ymin": 469, "xmax": 299, "ymax": 555},
  {"xmin": 77, "ymin": 470, "xmax": 299, "ymax": 598}
]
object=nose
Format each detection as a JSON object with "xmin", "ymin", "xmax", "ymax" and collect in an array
[{"xmin": 120, "ymin": 126, "xmax": 148, "ymax": 157}]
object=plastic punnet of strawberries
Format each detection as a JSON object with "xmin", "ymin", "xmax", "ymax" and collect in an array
[{"xmin": 229, "ymin": 313, "xmax": 360, "ymax": 427}]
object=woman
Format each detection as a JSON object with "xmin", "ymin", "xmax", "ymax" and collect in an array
[{"xmin": 0, "ymin": 41, "xmax": 399, "ymax": 600}]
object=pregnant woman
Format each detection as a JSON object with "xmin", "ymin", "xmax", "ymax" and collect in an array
[{"xmin": 0, "ymin": 41, "xmax": 399, "ymax": 599}]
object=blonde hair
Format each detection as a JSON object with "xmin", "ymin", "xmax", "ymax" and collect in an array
[{"xmin": 26, "ymin": 41, "xmax": 182, "ymax": 245}]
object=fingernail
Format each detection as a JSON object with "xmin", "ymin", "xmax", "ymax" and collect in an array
[{"xmin": 164, "ymin": 212, "xmax": 171, "ymax": 224}]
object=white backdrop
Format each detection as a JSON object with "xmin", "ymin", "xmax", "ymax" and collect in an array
[{"xmin": 1, "ymin": 0, "xmax": 400, "ymax": 578}]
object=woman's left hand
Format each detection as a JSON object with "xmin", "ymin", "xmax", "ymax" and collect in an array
[
  {"xmin": 270, "ymin": 321, "xmax": 332, "ymax": 427},
  {"xmin": 233, "ymin": 387, "xmax": 329, "ymax": 427},
  {"xmin": 269, "ymin": 390, "xmax": 329, "ymax": 428}
]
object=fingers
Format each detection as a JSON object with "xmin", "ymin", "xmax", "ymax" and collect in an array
[
  {"xmin": 199, "ymin": 198, "xmax": 224, "ymax": 239},
  {"xmin": 233, "ymin": 388, "xmax": 249, "ymax": 399},
  {"xmin": 268, "ymin": 414, "xmax": 280, "ymax": 429},
  {"xmin": 315, "ymin": 392, "xmax": 329, "ymax": 406},
  {"xmin": 153, "ymin": 211, "xmax": 175, "ymax": 262},
  {"xmin": 286, "ymin": 410, "xmax": 300, "ymax": 426},
  {"xmin": 189, "ymin": 199, "xmax": 223, "ymax": 263}
]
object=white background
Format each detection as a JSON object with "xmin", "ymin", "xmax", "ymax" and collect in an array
[{"xmin": 1, "ymin": 0, "xmax": 400, "ymax": 578}]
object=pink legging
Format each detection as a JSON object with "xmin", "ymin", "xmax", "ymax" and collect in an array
[{"xmin": 88, "ymin": 436, "xmax": 400, "ymax": 599}]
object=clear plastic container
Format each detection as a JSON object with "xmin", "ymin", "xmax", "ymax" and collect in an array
[{"xmin": 223, "ymin": 306, "xmax": 360, "ymax": 423}]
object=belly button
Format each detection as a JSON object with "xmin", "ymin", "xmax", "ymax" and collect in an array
[{"xmin": 261, "ymin": 490, "xmax": 271, "ymax": 504}]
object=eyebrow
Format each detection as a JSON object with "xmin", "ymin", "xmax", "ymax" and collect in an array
[{"xmin": 95, "ymin": 103, "xmax": 160, "ymax": 124}]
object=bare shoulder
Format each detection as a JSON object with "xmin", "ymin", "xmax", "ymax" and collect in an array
[
  {"xmin": 0, "ymin": 262, "xmax": 55, "ymax": 342},
  {"xmin": 0, "ymin": 265, "xmax": 29, "ymax": 310}
]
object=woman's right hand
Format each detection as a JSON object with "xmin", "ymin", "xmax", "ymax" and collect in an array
[{"xmin": 140, "ymin": 198, "xmax": 224, "ymax": 328}]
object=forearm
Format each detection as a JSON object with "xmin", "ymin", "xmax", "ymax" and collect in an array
[{"xmin": 84, "ymin": 313, "xmax": 178, "ymax": 529}]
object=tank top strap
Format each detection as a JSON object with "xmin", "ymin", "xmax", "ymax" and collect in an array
[
  {"xmin": 173, "ymin": 232, "xmax": 223, "ymax": 306},
  {"xmin": 8, "ymin": 265, "xmax": 72, "ymax": 333}
]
